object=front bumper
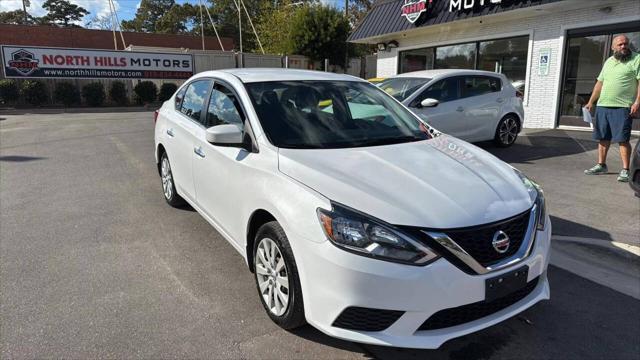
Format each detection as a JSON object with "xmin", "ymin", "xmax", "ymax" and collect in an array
[{"xmin": 293, "ymin": 215, "xmax": 551, "ymax": 349}]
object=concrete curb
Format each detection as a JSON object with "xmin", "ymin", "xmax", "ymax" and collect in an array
[{"xmin": 550, "ymin": 235, "xmax": 640, "ymax": 300}]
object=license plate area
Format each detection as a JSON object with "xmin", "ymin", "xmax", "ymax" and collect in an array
[{"xmin": 485, "ymin": 266, "xmax": 529, "ymax": 302}]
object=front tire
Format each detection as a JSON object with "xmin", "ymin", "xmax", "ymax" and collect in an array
[
  {"xmin": 494, "ymin": 115, "xmax": 520, "ymax": 147},
  {"xmin": 160, "ymin": 152, "xmax": 185, "ymax": 207},
  {"xmin": 253, "ymin": 221, "xmax": 306, "ymax": 330}
]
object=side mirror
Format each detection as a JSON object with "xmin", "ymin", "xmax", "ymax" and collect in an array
[
  {"xmin": 206, "ymin": 124, "xmax": 244, "ymax": 147},
  {"xmin": 420, "ymin": 98, "xmax": 439, "ymax": 108}
]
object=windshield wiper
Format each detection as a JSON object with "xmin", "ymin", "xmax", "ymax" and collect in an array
[{"xmin": 348, "ymin": 136, "xmax": 425, "ymax": 147}]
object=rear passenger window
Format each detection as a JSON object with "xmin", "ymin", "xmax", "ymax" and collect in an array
[
  {"xmin": 462, "ymin": 76, "xmax": 501, "ymax": 98},
  {"xmin": 180, "ymin": 80, "xmax": 211, "ymax": 123},
  {"xmin": 205, "ymin": 83, "xmax": 245, "ymax": 128},
  {"xmin": 174, "ymin": 86, "xmax": 187, "ymax": 110}
]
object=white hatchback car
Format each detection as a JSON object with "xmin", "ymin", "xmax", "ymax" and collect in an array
[
  {"xmin": 379, "ymin": 70, "xmax": 525, "ymax": 147},
  {"xmin": 154, "ymin": 69, "xmax": 550, "ymax": 349}
]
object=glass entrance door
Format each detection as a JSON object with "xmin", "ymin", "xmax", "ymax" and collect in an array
[{"xmin": 558, "ymin": 27, "xmax": 640, "ymax": 129}]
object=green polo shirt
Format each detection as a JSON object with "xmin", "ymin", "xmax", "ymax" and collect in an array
[{"xmin": 597, "ymin": 52, "xmax": 640, "ymax": 108}]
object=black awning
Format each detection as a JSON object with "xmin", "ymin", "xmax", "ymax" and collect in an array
[{"xmin": 349, "ymin": 0, "xmax": 567, "ymax": 43}]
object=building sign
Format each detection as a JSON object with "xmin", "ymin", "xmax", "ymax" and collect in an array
[
  {"xmin": 402, "ymin": 0, "xmax": 433, "ymax": 24},
  {"xmin": 538, "ymin": 48, "xmax": 551, "ymax": 76},
  {"xmin": 449, "ymin": 0, "xmax": 503, "ymax": 12},
  {"xmin": 1, "ymin": 46, "xmax": 194, "ymax": 80}
]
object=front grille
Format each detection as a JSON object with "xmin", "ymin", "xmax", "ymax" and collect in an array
[
  {"xmin": 332, "ymin": 306, "xmax": 404, "ymax": 332},
  {"xmin": 444, "ymin": 210, "xmax": 531, "ymax": 267},
  {"xmin": 418, "ymin": 276, "xmax": 540, "ymax": 331}
]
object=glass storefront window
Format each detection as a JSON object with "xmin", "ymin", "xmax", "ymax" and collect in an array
[
  {"xmin": 478, "ymin": 36, "xmax": 529, "ymax": 84},
  {"xmin": 399, "ymin": 48, "xmax": 434, "ymax": 74},
  {"xmin": 435, "ymin": 43, "xmax": 476, "ymax": 69}
]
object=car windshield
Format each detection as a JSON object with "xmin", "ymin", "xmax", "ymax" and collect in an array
[
  {"xmin": 378, "ymin": 77, "xmax": 430, "ymax": 101},
  {"xmin": 244, "ymin": 81, "xmax": 432, "ymax": 149}
]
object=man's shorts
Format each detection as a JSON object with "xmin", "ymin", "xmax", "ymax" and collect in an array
[{"xmin": 594, "ymin": 106, "xmax": 632, "ymax": 142}]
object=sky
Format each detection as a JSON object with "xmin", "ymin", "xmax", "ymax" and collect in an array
[{"xmin": 0, "ymin": 0, "xmax": 346, "ymax": 28}]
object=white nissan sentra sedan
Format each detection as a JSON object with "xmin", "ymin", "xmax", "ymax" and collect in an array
[
  {"xmin": 378, "ymin": 70, "xmax": 524, "ymax": 147},
  {"xmin": 154, "ymin": 69, "xmax": 550, "ymax": 349}
]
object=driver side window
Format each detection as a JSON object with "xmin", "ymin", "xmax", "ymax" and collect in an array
[
  {"xmin": 412, "ymin": 77, "xmax": 460, "ymax": 107},
  {"xmin": 205, "ymin": 83, "xmax": 245, "ymax": 129}
]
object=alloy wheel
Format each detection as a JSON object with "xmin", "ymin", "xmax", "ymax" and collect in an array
[
  {"xmin": 161, "ymin": 156, "xmax": 173, "ymax": 200},
  {"xmin": 255, "ymin": 237, "xmax": 290, "ymax": 316},
  {"xmin": 499, "ymin": 117, "xmax": 518, "ymax": 145}
]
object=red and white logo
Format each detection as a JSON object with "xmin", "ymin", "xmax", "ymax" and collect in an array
[
  {"xmin": 8, "ymin": 49, "xmax": 39, "ymax": 76},
  {"xmin": 401, "ymin": 0, "xmax": 432, "ymax": 24}
]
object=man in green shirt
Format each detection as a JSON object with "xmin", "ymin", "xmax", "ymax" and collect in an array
[{"xmin": 584, "ymin": 34, "xmax": 640, "ymax": 182}]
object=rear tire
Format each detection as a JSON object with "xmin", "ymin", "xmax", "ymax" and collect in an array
[
  {"xmin": 160, "ymin": 152, "xmax": 185, "ymax": 207},
  {"xmin": 494, "ymin": 115, "xmax": 520, "ymax": 147},
  {"xmin": 253, "ymin": 221, "xmax": 306, "ymax": 330}
]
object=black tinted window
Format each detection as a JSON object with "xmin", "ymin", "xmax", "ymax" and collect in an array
[
  {"xmin": 205, "ymin": 83, "xmax": 245, "ymax": 128},
  {"xmin": 413, "ymin": 77, "xmax": 460, "ymax": 106},
  {"xmin": 462, "ymin": 76, "xmax": 501, "ymax": 98},
  {"xmin": 180, "ymin": 80, "xmax": 211, "ymax": 123}
]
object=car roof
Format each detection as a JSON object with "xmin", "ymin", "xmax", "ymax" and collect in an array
[
  {"xmin": 194, "ymin": 68, "xmax": 366, "ymax": 83},
  {"xmin": 393, "ymin": 69, "xmax": 505, "ymax": 79}
]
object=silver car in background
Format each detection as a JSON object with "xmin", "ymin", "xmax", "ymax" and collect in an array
[{"xmin": 379, "ymin": 70, "xmax": 525, "ymax": 147}]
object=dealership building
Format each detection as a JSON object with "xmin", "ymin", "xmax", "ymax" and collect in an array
[{"xmin": 349, "ymin": 0, "xmax": 640, "ymax": 130}]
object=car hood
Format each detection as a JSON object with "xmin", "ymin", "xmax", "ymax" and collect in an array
[{"xmin": 278, "ymin": 135, "xmax": 533, "ymax": 228}]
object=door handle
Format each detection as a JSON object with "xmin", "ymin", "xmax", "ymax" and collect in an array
[
  {"xmin": 456, "ymin": 107, "xmax": 464, "ymax": 112},
  {"xmin": 496, "ymin": 98, "xmax": 504, "ymax": 103},
  {"xmin": 166, "ymin": 128, "xmax": 175, "ymax": 137},
  {"xmin": 194, "ymin": 146, "xmax": 205, "ymax": 158}
]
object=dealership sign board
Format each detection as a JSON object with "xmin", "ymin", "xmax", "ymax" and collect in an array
[{"xmin": 1, "ymin": 46, "xmax": 194, "ymax": 79}]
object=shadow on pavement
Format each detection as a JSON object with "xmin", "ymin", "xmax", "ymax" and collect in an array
[
  {"xmin": 0, "ymin": 155, "xmax": 47, "ymax": 162},
  {"xmin": 549, "ymin": 215, "xmax": 613, "ymax": 241},
  {"xmin": 477, "ymin": 129, "xmax": 600, "ymax": 164},
  {"xmin": 0, "ymin": 107, "xmax": 158, "ymax": 115},
  {"xmin": 290, "ymin": 266, "xmax": 640, "ymax": 360}
]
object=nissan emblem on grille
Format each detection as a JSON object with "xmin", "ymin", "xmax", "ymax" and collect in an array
[{"xmin": 492, "ymin": 231, "xmax": 510, "ymax": 254}]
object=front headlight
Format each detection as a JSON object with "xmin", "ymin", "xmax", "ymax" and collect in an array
[
  {"xmin": 514, "ymin": 169, "xmax": 546, "ymax": 231},
  {"xmin": 317, "ymin": 203, "xmax": 440, "ymax": 266}
]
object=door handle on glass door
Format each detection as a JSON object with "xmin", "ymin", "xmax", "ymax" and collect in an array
[
  {"xmin": 456, "ymin": 107, "xmax": 464, "ymax": 112},
  {"xmin": 496, "ymin": 98, "xmax": 504, "ymax": 103},
  {"xmin": 166, "ymin": 128, "xmax": 175, "ymax": 137},
  {"xmin": 194, "ymin": 146, "xmax": 206, "ymax": 158}
]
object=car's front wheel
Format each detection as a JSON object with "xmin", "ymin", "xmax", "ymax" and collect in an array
[
  {"xmin": 253, "ymin": 221, "xmax": 306, "ymax": 330},
  {"xmin": 160, "ymin": 152, "xmax": 185, "ymax": 207},
  {"xmin": 494, "ymin": 115, "xmax": 520, "ymax": 147}
]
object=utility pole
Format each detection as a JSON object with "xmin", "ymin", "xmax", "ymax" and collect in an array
[
  {"xmin": 199, "ymin": 0, "xmax": 205, "ymax": 50},
  {"xmin": 344, "ymin": 0, "xmax": 349, "ymax": 74},
  {"xmin": 21, "ymin": 0, "xmax": 28, "ymax": 25}
]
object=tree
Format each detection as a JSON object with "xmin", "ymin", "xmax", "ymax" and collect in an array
[
  {"xmin": 347, "ymin": 0, "xmax": 373, "ymax": 28},
  {"xmin": 42, "ymin": 0, "xmax": 90, "ymax": 27},
  {"xmin": 87, "ymin": 15, "xmax": 114, "ymax": 30},
  {"xmin": 121, "ymin": 0, "xmax": 175, "ymax": 33},
  {"xmin": 0, "ymin": 10, "xmax": 32, "ymax": 24},
  {"xmin": 289, "ymin": 4, "xmax": 350, "ymax": 66}
]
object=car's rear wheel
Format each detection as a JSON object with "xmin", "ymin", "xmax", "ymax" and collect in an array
[
  {"xmin": 494, "ymin": 115, "xmax": 520, "ymax": 147},
  {"xmin": 253, "ymin": 221, "xmax": 306, "ymax": 329},
  {"xmin": 160, "ymin": 152, "xmax": 185, "ymax": 207}
]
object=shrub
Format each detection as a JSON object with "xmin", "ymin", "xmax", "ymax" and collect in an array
[
  {"xmin": 0, "ymin": 79, "xmax": 19, "ymax": 105},
  {"xmin": 134, "ymin": 81, "xmax": 157, "ymax": 105},
  {"xmin": 158, "ymin": 83, "xmax": 178, "ymax": 102},
  {"xmin": 81, "ymin": 82, "xmax": 106, "ymax": 107},
  {"xmin": 109, "ymin": 81, "xmax": 128, "ymax": 106},
  {"xmin": 54, "ymin": 82, "xmax": 80, "ymax": 107},
  {"xmin": 20, "ymin": 80, "xmax": 48, "ymax": 106}
]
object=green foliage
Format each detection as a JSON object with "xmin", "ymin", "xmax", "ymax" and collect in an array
[
  {"xmin": 54, "ymin": 82, "xmax": 79, "ymax": 107},
  {"xmin": 81, "ymin": 83, "xmax": 106, "ymax": 107},
  {"xmin": 158, "ymin": 83, "xmax": 178, "ymax": 102},
  {"xmin": 20, "ymin": 80, "xmax": 48, "ymax": 106},
  {"xmin": 121, "ymin": 0, "xmax": 175, "ymax": 33},
  {"xmin": 0, "ymin": 79, "xmax": 19, "ymax": 105},
  {"xmin": 0, "ymin": 10, "xmax": 38, "ymax": 25},
  {"xmin": 109, "ymin": 81, "xmax": 128, "ymax": 106},
  {"xmin": 42, "ymin": 0, "xmax": 89, "ymax": 27},
  {"xmin": 289, "ymin": 5, "xmax": 350, "ymax": 66},
  {"xmin": 134, "ymin": 81, "xmax": 158, "ymax": 105}
]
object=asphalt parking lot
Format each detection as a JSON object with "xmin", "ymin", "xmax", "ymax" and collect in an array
[{"xmin": 1, "ymin": 112, "xmax": 639, "ymax": 359}]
